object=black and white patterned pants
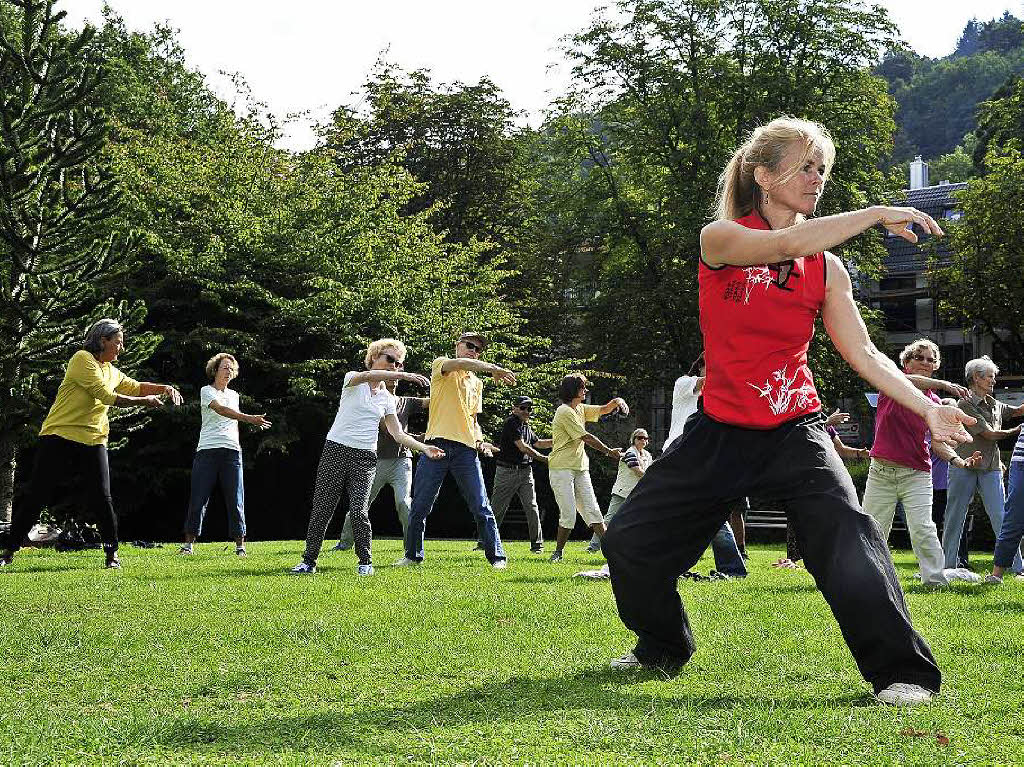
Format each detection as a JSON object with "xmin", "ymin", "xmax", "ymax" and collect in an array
[{"xmin": 302, "ymin": 440, "xmax": 377, "ymax": 566}]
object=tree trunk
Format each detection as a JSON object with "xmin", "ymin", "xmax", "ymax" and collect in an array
[{"xmin": 0, "ymin": 432, "xmax": 16, "ymax": 523}]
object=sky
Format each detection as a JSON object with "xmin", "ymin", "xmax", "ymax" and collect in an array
[{"xmin": 62, "ymin": 0, "xmax": 1024, "ymax": 150}]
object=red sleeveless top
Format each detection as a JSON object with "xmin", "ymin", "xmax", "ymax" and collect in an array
[{"xmin": 698, "ymin": 211, "xmax": 825, "ymax": 429}]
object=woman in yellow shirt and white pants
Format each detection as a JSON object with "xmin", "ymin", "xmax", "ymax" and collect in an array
[{"xmin": 1, "ymin": 319, "xmax": 181, "ymax": 569}]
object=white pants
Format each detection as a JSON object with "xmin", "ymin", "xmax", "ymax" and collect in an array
[
  {"xmin": 549, "ymin": 468, "xmax": 603, "ymax": 529},
  {"xmin": 862, "ymin": 458, "xmax": 947, "ymax": 586}
]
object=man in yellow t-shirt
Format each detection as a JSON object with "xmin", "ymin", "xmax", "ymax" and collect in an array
[
  {"xmin": 547, "ymin": 374, "xmax": 628, "ymax": 563},
  {"xmin": 1, "ymin": 319, "xmax": 182, "ymax": 570},
  {"xmin": 397, "ymin": 332, "xmax": 516, "ymax": 568}
]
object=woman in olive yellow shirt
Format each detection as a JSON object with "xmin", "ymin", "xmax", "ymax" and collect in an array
[{"xmin": 1, "ymin": 319, "xmax": 182, "ymax": 569}]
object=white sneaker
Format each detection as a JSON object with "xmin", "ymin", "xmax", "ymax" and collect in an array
[
  {"xmin": 289, "ymin": 561, "xmax": 316, "ymax": 575},
  {"xmin": 392, "ymin": 557, "xmax": 420, "ymax": 567},
  {"xmin": 875, "ymin": 683, "xmax": 933, "ymax": 706},
  {"xmin": 574, "ymin": 564, "xmax": 611, "ymax": 580},
  {"xmin": 985, "ymin": 574, "xmax": 1003, "ymax": 584},
  {"xmin": 357, "ymin": 564, "xmax": 374, "ymax": 576},
  {"xmin": 610, "ymin": 651, "xmax": 642, "ymax": 670},
  {"xmin": 943, "ymin": 567, "xmax": 982, "ymax": 584},
  {"xmin": 491, "ymin": 559, "xmax": 507, "ymax": 570}
]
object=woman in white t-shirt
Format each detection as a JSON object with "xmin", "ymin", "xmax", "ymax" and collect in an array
[
  {"xmin": 181, "ymin": 353, "xmax": 272, "ymax": 556},
  {"xmin": 290, "ymin": 339, "xmax": 444, "ymax": 576},
  {"xmin": 587, "ymin": 429, "xmax": 653, "ymax": 552}
]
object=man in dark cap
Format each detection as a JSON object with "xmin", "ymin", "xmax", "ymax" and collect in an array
[{"xmin": 476, "ymin": 395, "xmax": 551, "ymax": 553}]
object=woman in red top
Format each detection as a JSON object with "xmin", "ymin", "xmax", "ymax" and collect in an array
[{"xmin": 602, "ymin": 117, "xmax": 976, "ymax": 706}]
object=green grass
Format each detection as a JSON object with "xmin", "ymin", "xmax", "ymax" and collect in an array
[{"xmin": 1, "ymin": 540, "xmax": 1022, "ymax": 765}]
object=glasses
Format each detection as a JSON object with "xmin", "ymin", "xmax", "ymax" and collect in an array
[
  {"xmin": 636, "ymin": 436, "xmax": 649, "ymax": 441},
  {"xmin": 518, "ymin": 405, "xmax": 532, "ymax": 411},
  {"xmin": 463, "ymin": 341, "xmax": 482, "ymax": 353},
  {"xmin": 381, "ymin": 353, "xmax": 404, "ymax": 367},
  {"xmin": 910, "ymin": 353, "xmax": 937, "ymax": 364}
]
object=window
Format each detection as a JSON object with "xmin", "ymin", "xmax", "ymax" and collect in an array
[{"xmin": 879, "ymin": 297, "xmax": 917, "ymax": 332}]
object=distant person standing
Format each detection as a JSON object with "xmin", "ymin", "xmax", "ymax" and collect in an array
[
  {"xmin": 476, "ymin": 395, "xmax": 551, "ymax": 553},
  {"xmin": 987, "ymin": 422, "xmax": 1024, "ymax": 584},
  {"xmin": 1, "ymin": 319, "xmax": 182, "ymax": 570},
  {"xmin": 547, "ymin": 374, "xmax": 627, "ymax": 563},
  {"xmin": 397, "ymin": 332, "xmax": 516, "ymax": 568},
  {"xmin": 587, "ymin": 428, "xmax": 653, "ymax": 553},
  {"xmin": 333, "ymin": 385, "xmax": 428, "ymax": 552},
  {"xmin": 180, "ymin": 353, "xmax": 271, "ymax": 557},
  {"xmin": 942, "ymin": 356, "xmax": 1024, "ymax": 573}
]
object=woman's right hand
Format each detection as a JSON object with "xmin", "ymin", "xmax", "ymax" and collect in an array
[
  {"xmin": 926, "ymin": 405, "xmax": 975, "ymax": 448},
  {"xmin": 873, "ymin": 206, "xmax": 944, "ymax": 243},
  {"xmin": 403, "ymin": 373, "xmax": 430, "ymax": 388}
]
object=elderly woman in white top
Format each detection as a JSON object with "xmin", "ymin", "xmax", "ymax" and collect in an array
[
  {"xmin": 942, "ymin": 356, "xmax": 1024, "ymax": 572},
  {"xmin": 587, "ymin": 428, "xmax": 653, "ymax": 553},
  {"xmin": 291, "ymin": 339, "xmax": 444, "ymax": 576},
  {"xmin": 180, "ymin": 353, "xmax": 271, "ymax": 557}
]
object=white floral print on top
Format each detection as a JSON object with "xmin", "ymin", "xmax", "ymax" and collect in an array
[
  {"xmin": 743, "ymin": 265, "xmax": 774, "ymax": 304},
  {"xmin": 747, "ymin": 365, "xmax": 819, "ymax": 417}
]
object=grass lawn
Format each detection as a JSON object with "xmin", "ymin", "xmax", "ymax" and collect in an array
[{"xmin": 1, "ymin": 539, "xmax": 1022, "ymax": 765}]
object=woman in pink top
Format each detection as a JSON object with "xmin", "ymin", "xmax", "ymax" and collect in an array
[{"xmin": 861, "ymin": 339, "xmax": 979, "ymax": 586}]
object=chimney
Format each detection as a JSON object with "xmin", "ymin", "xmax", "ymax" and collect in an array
[{"xmin": 909, "ymin": 156, "xmax": 929, "ymax": 190}]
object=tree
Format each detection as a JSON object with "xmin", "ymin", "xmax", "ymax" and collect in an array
[
  {"xmin": 0, "ymin": 0, "xmax": 151, "ymax": 521},
  {"xmin": 929, "ymin": 134, "xmax": 979, "ymax": 183},
  {"xmin": 930, "ymin": 150, "xmax": 1024, "ymax": 372},
  {"xmin": 526, "ymin": 0, "xmax": 899, "ymax": 404}
]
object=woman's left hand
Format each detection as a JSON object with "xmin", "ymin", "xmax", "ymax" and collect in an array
[
  {"xmin": 423, "ymin": 446, "xmax": 445, "ymax": 460},
  {"xmin": 941, "ymin": 380, "xmax": 969, "ymax": 399},
  {"xmin": 164, "ymin": 386, "xmax": 183, "ymax": 406}
]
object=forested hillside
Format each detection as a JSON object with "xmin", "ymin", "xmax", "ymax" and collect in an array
[{"xmin": 878, "ymin": 12, "xmax": 1024, "ymax": 171}]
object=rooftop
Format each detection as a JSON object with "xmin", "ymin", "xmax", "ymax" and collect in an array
[{"xmin": 882, "ymin": 182, "xmax": 967, "ymax": 274}]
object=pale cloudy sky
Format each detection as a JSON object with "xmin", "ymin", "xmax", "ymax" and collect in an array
[{"xmin": 62, "ymin": 0, "xmax": 1023, "ymax": 150}]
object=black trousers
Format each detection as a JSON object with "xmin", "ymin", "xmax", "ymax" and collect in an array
[
  {"xmin": 5, "ymin": 435, "xmax": 118, "ymax": 552},
  {"xmin": 604, "ymin": 412, "xmax": 941, "ymax": 694}
]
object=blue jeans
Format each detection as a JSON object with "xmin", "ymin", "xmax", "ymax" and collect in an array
[
  {"xmin": 944, "ymin": 466, "xmax": 1022, "ymax": 573},
  {"xmin": 405, "ymin": 438, "xmax": 505, "ymax": 563},
  {"xmin": 994, "ymin": 462, "xmax": 1024, "ymax": 570},
  {"xmin": 711, "ymin": 521, "xmax": 747, "ymax": 577},
  {"xmin": 185, "ymin": 448, "xmax": 245, "ymax": 538}
]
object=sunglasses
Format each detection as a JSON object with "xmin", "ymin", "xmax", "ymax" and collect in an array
[
  {"xmin": 463, "ymin": 341, "xmax": 483, "ymax": 353},
  {"xmin": 518, "ymin": 405, "xmax": 532, "ymax": 411},
  {"xmin": 636, "ymin": 436, "xmax": 649, "ymax": 441},
  {"xmin": 910, "ymin": 353, "xmax": 937, "ymax": 364},
  {"xmin": 381, "ymin": 353, "xmax": 404, "ymax": 367}
]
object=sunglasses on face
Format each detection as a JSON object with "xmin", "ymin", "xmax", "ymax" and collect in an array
[
  {"xmin": 910, "ymin": 353, "xmax": 937, "ymax": 364},
  {"xmin": 463, "ymin": 341, "xmax": 482, "ymax": 353},
  {"xmin": 636, "ymin": 436, "xmax": 649, "ymax": 441},
  {"xmin": 381, "ymin": 353, "xmax": 403, "ymax": 367}
]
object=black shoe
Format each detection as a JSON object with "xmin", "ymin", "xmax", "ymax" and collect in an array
[
  {"xmin": 472, "ymin": 542, "xmax": 484, "ymax": 551},
  {"xmin": 531, "ymin": 543, "xmax": 544, "ymax": 553},
  {"xmin": 740, "ymin": 550, "xmax": 749, "ymax": 561},
  {"xmin": 709, "ymin": 570, "xmax": 731, "ymax": 580},
  {"xmin": 105, "ymin": 552, "xmax": 121, "ymax": 569}
]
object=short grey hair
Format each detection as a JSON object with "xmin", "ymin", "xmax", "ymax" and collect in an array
[
  {"xmin": 965, "ymin": 355, "xmax": 998, "ymax": 385},
  {"xmin": 83, "ymin": 318, "xmax": 123, "ymax": 354}
]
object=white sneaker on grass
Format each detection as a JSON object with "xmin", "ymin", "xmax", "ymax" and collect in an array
[
  {"xmin": 392, "ymin": 557, "xmax": 420, "ymax": 567},
  {"xmin": 357, "ymin": 564, "xmax": 374, "ymax": 576},
  {"xmin": 984, "ymin": 574, "xmax": 1003, "ymax": 584},
  {"xmin": 875, "ymin": 683, "xmax": 933, "ymax": 706},
  {"xmin": 610, "ymin": 652, "xmax": 642, "ymax": 670},
  {"xmin": 178, "ymin": 545, "xmax": 193, "ymax": 555},
  {"xmin": 289, "ymin": 562, "xmax": 316, "ymax": 575},
  {"xmin": 549, "ymin": 550, "xmax": 563, "ymax": 563},
  {"xmin": 943, "ymin": 567, "xmax": 982, "ymax": 584},
  {"xmin": 574, "ymin": 564, "xmax": 611, "ymax": 580},
  {"xmin": 491, "ymin": 559, "xmax": 507, "ymax": 570}
]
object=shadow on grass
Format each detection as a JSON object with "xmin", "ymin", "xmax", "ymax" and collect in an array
[{"xmin": 147, "ymin": 668, "xmax": 871, "ymax": 753}]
